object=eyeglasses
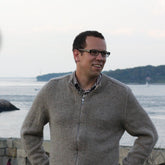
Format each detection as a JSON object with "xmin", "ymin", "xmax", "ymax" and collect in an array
[{"xmin": 78, "ymin": 49, "xmax": 110, "ymax": 58}]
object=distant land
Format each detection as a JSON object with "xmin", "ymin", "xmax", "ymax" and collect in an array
[{"xmin": 36, "ymin": 65, "xmax": 165, "ymax": 84}]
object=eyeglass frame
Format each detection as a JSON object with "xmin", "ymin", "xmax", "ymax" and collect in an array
[{"xmin": 78, "ymin": 49, "xmax": 110, "ymax": 58}]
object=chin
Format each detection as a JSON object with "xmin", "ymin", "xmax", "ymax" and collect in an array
[{"xmin": 91, "ymin": 71, "xmax": 101, "ymax": 78}]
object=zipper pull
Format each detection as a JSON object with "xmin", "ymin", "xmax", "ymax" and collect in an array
[{"xmin": 81, "ymin": 95, "xmax": 85, "ymax": 104}]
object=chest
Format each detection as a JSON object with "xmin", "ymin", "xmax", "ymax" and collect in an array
[{"xmin": 47, "ymin": 90, "xmax": 125, "ymax": 130}]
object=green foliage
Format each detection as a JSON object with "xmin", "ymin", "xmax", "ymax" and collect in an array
[
  {"xmin": 103, "ymin": 65, "xmax": 165, "ymax": 84},
  {"xmin": 37, "ymin": 72, "xmax": 72, "ymax": 81},
  {"xmin": 36, "ymin": 65, "xmax": 165, "ymax": 84}
]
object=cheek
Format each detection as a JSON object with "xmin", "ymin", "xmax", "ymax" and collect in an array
[
  {"xmin": 84, "ymin": 57, "xmax": 95, "ymax": 65},
  {"xmin": 103, "ymin": 59, "xmax": 106, "ymax": 64}
]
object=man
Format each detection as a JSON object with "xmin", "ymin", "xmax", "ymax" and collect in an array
[{"xmin": 21, "ymin": 30, "xmax": 158, "ymax": 165}]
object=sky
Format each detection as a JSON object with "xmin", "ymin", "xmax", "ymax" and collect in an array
[{"xmin": 0, "ymin": 0, "xmax": 165, "ymax": 77}]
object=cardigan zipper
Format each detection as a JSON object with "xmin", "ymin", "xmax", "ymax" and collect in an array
[{"xmin": 75, "ymin": 94, "xmax": 85, "ymax": 165}]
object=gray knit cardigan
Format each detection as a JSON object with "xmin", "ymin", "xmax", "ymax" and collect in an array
[{"xmin": 21, "ymin": 73, "xmax": 158, "ymax": 165}]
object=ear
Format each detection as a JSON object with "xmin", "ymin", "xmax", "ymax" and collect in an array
[{"xmin": 73, "ymin": 49, "xmax": 81, "ymax": 63}]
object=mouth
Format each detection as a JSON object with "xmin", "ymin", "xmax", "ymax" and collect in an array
[{"xmin": 92, "ymin": 64, "xmax": 103, "ymax": 69}]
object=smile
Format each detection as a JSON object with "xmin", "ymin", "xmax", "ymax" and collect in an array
[{"xmin": 92, "ymin": 64, "xmax": 102, "ymax": 68}]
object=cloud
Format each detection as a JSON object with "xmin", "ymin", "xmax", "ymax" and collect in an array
[
  {"xmin": 153, "ymin": 0, "xmax": 165, "ymax": 15},
  {"xmin": 32, "ymin": 25, "xmax": 55, "ymax": 33},
  {"xmin": 30, "ymin": 24, "xmax": 82, "ymax": 34},
  {"xmin": 111, "ymin": 28, "xmax": 134, "ymax": 36},
  {"xmin": 147, "ymin": 29, "xmax": 165, "ymax": 38},
  {"xmin": 0, "ymin": 30, "xmax": 2, "ymax": 50}
]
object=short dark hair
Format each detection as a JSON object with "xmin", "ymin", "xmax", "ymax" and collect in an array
[{"xmin": 72, "ymin": 30, "xmax": 105, "ymax": 51}]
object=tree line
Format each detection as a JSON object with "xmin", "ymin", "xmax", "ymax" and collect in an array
[{"xmin": 37, "ymin": 65, "xmax": 165, "ymax": 84}]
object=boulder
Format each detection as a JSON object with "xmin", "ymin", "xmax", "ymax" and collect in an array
[{"xmin": 0, "ymin": 99, "xmax": 19, "ymax": 113}]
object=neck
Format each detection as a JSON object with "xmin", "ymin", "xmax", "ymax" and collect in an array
[{"xmin": 75, "ymin": 71, "xmax": 98, "ymax": 90}]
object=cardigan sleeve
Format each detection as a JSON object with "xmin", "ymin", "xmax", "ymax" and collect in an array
[
  {"xmin": 122, "ymin": 88, "xmax": 158, "ymax": 165},
  {"xmin": 21, "ymin": 86, "xmax": 49, "ymax": 165}
]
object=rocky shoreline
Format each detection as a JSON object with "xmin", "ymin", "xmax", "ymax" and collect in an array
[{"xmin": 0, "ymin": 99, "xmax": 19, "ymax": 113}]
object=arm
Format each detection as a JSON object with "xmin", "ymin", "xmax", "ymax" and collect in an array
[
  {"xmin": 122, "ymin": 88, "xmax": 158, "ymax": 165},
  {"xmin": 21, "ymin": 86, "xmax": 49, "ymax": 165}
]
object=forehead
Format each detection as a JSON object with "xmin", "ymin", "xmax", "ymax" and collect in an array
[{"xmin": 85, "ymin": 36, "xmax": 106, "ymax": 50}]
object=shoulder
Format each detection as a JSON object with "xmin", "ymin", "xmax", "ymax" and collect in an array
[
  {"xmin": 49, "ymin": 73, "xmax": 72, "ymax": 84},
  {"xmin": 102, "ymin": 73, "xmax": 129, "ymax": 89},
  {"xmin": 101, "ymin": 73, "xmax": 132, "ymax": 94},
  {"xmin": 40, "ymin": 73, "xmax": 72, "ymax": 93}
]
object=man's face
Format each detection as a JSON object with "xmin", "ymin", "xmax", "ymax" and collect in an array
[{"xmin": 76, "ymin": 36, "xmax": 107, "ymax": 78}]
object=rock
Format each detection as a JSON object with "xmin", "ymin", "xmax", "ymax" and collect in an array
[{"xmin": 0, "ymin": 99, "xmax": 19, "ymax": 113}]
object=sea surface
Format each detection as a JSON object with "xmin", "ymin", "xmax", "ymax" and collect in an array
[{"xmin": 0, "ymin": 77, "xmax": 165, "ymax": 147}]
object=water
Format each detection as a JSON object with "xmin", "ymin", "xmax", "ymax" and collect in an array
[
  {"xmin": 120, "ymin": 84, "xmax": 165, "ymax": 147},
  {"xmin": 0, "ymin": 78, "xmax": 165, "ymax": 147}
]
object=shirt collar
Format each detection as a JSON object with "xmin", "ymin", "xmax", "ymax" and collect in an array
[{"xmin": 72, "ymin": 71, "xmax": 102, "ymax": 94}]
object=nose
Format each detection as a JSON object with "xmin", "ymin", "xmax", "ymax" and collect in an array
[{"xmin": 96, "ymin": 53, "xmax": 104, "ymax": 60}]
